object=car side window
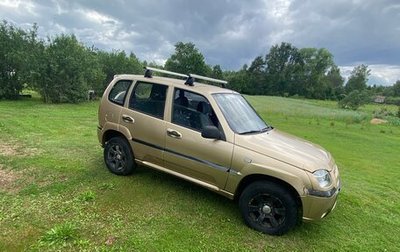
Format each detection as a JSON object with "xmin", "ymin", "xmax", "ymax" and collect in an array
[
  {"xmin": 172, "ymin": 88, "xmax": 220, "ymax": 132},
  {"xmin": 108, "ymin": 80, "xmax": 132, "ymax": 106},
  {"xmin": 129, "ymin": 82, "xmax": 168, "ymax": 119}
]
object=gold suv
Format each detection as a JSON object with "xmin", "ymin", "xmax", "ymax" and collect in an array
[{"xmin": 97, "ymin": 67, "xmax": 341, "ymax": 235}]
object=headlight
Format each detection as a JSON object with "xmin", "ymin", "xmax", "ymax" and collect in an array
[{"xmin": 313, "ymin": 169, "xmax": 332, "ymax": 188}]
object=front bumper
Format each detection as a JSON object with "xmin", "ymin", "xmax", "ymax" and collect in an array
[{"xmin": 302, "ymin": 179, "xmax": 341, "ymax": 221}]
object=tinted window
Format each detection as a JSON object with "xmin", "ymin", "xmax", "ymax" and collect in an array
[
  {"xmin": 172, "ymin": 88, "xmax": 220, "ymax": 132},
  {"xmin": 129, "ymin": 82, "xmax": 168, "ymax": 119},
  {"xmin": 108, "ymin": 80, "xmax": 132, "ymax": 105}
]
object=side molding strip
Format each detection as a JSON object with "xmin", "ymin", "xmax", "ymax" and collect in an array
[
  {"xmin": 137, "ymin": 160, "xmax": 220, "ymax": 192},
  {"xmin": 132, "ymin": 137, "xmax": 230, "ymax": 173}
]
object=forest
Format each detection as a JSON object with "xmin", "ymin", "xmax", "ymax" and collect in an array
[{"xmin": 1, "ymin": 21, "xmax": 399, "ymax": 106}]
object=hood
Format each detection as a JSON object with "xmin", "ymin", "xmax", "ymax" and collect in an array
[{"xmin": 235, "ymin": 129, "xmax": 332, "ymax": 172}]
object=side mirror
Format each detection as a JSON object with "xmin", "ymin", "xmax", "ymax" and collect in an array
[{"xmin": 201, "ymin": 126, "xmax": 221, "ymax": 140}]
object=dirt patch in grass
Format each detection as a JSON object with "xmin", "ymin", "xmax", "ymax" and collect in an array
[
  {"xmin": 0, "ymin": 143, "xmax": 18, "ymax": 156},
  {"xmin": 370, "ymin": 118, "xmax": 388, "ymax": 125},
  {"xmin": 0, "ymin": 165, "xmax": 21, "ymax": 192},
  {"xmin": 0, "ymin": 141, "xmax": 40, "ymax": 157}
]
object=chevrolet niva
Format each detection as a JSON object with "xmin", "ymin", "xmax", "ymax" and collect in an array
[{"xmin": 97, "ymin": 67, "xmax": 340, "ymax": 235}]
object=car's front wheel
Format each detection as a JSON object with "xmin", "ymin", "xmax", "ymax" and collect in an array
[
  {"xmin": 239, "ymin": 180, "xmax": 298, "ymax": 235},
  {"xmin": 104, "ymin": 137, "xmax": 136, "ymax": 175}
]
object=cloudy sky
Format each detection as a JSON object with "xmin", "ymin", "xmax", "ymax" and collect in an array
[{"xmin": 1, "ymin": 0, "xmax": 399, "ymax": 85}]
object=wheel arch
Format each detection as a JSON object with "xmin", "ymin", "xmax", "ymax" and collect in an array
[
  {"xmin": 103, "ymin": 129, "xmax": 130, "ymax": 145},
  {"xmin": 234, "ymin": 174, "xmax": 302, "ymax": 210}
]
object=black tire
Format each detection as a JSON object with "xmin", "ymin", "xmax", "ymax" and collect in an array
[
  {"xmin": 104, "ymin": 137, "xmax": 136, "ymax": 175},
  {"xmin": 239, "ymin": 180, "xmax": 298, "ymax": 235}
]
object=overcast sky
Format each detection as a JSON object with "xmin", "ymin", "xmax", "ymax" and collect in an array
[{"xmin": 1, "ymin": 0, "xmax": 399, "ymax": 85}]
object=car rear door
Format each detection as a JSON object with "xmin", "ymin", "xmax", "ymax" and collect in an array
[{"xmin": 120, "ymin": 81, "xmax": 169, "ymax": 167}]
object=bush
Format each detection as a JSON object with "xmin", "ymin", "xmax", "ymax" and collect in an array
[
  {"xmin": 397, "ymin": 106, "xmax": 400, "ymax": 118},
  {"xmin": 338, "ymin": 90, "xmax": 370, "ymax": 110},
  {"xmin": 373, "ymin": 107, "xmax": 395, "ymax": 119},
  {"xmin": 385, "ymin": 97, "xmax": 400, "ymax": 106}
]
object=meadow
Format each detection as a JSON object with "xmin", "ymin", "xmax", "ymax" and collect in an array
[{"xmin": 0, "ymin": 95, "xmax": 399, "ymax": 251}]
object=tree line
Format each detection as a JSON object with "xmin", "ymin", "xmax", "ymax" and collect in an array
[{"xmin": 1, "ymin": 21, "xmax": 399, "ymax": 105}]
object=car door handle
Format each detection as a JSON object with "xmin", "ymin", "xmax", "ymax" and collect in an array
[
  {"xmin": 167, "ymin": 128, "xmax": 182, "ymax": 139},
  {"xmin": 122, "ymin": 114, "xmax": 134, "ymax": 123}
]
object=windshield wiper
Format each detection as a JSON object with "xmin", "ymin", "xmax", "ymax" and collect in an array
[
  {"xmin": 261, "ymin": 125, "xmax": 273, "ymax": 132},
  {"xmin": 240, "ymin": 126, "xmax": 273, "ymax": 135}
]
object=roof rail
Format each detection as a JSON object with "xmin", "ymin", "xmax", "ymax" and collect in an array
[
  {"xmin": 142, "ymin": 67, "xmax": 228, "ymax": 88},
  {"xmin": 189, "ymin": 74, "xmax": 228, "ymax": 88},
  {"xmin": 144, "ymin": 67, "xmax": 188, "ymax": 79}
]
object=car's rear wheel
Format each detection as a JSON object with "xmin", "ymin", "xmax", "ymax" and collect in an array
[
  {"xmin": 239, "ymin": 180, "xmax": 298, "ymax": 235},
  {"xmin": 104, "ymin": 137, "xmax": 135, "ymax": 175}
]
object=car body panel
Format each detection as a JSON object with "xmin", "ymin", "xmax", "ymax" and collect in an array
[
  {"xmin": 164, "ymin": 121, "xmax": 234, "ymax": 189},
  {"xmin": 98, "ymin": 74, "xmax": 341, "ymax": 223},
  {"xmin": 234, "ymin": 129, "xmax": 332, "ymax": 172}
]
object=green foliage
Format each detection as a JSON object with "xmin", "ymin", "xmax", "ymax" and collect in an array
[
  {"xmin": 246, "ymin": 56, "xmax": 266, "ymax": 94},
  {"xmin": 34, "ymin": 35, "xmax": 95, "ymax": 103},
  {"xmin": 0, "ymin": 21, "xmax": 41, "ymax": 99},
  {"xmin": 384, "ymin": 96, "xmax": 400, "ymax": 105},
  {"xmin": 211, "ymin": 64, "xmax": 223, "ymax": 79},
  {"xmin": 324, "ymin": 65, "xmax": 345, "ymax": 99},
  {"xmin": 165, "ymin": 42, "xmax": 211, "ymax": 76},
  {"xmin": 373, "ymin": 107, "xmax": 394, "ymax": 119},
  {"xmin": 78, "ymin": 190, "xmax": 96, "ymax": 202},
  {"xmin": 393, "ymin": 80, "xmax": 400, "ymax": 96},
  {"xmin": 2, "ymin": 21, "xmax": 397, "ymax": 104},
  {"xmin": 229, "ymin": 43, "xmax": 342, "ymax": 99},
  {"xmin": 224, "ymin": 66, "xmax": 248, "ymax": 93},
  {"xmin": 41, "ymin": 222, "xmax": 78, "ymax": 244},
  {"xmin": 345, "ymin": 64, "xmax": 370, "ymax": 93},
  {"xmin": 339, "ymin": 90, "xmax": 370, "ymax": 110},
  {"xmin": 97, "ymin": 50, "xmax": 142, "ymax": 94},
  {"xmin": 298, "ymin": 48, "xmax": 335, "ymax": 99},
  {"xmin": 265, "ymin": 42, "xmax": 303, "ymax": 96},
  {"xmin": 0, "ymin": 21, "xmax": 145, "ymax": 103}
]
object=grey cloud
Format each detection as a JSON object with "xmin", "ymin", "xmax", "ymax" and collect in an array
[{"xmin": 0, "ymin": 0, "xmax": 399, "ymax": 84}]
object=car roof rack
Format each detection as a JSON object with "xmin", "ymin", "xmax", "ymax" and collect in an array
[
  {"xmin": 188, "ymin": 74, "xmax": 227, "ymax": 88},
  {"xmin": 144, "ymin": 67, "xmax": 188, "ymax": 79},
  {"xmin": 143, "ymin": 67, "xmax": 228, "ymax": 88}
]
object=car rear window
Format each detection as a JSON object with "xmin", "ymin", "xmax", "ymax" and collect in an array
[{"xmin": 108, "ymin": 80, "xmax": 132, "ymax": 106}]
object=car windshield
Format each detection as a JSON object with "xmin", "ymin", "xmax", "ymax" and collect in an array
[{"xmin": 213, "ymin": 93, "xmax": 271, "ymax": 134}]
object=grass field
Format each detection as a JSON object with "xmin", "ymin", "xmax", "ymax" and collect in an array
[{"xmin": 0, "ymin": 95, "xmax": 399, "ymax": 251}]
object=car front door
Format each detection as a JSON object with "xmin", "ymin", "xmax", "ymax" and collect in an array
[
  {"xmin": 120, "ymin": 81, "xmax": 168, "ymax": 167},
  {"xmin": 164, "ymin": 88, "xmax": 233, "ymax": 190}
]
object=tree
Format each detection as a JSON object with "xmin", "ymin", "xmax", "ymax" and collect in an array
[
  {"xmin": 225, "ymin": 64, "xmax": 249, "ymax": 93},
  {"xmin": 0, "ymin": 21, "xmax": 41, "ymax": 99},
  {"xmin": 324, "ymin": 65, "xmax": 345, "ymax": 99},
  {"xmin": 84, "ymin": 47, "xmax": 106, "ymax": 96},
  {"xmin": 265, "ymin": 42, "xmax": 303, "ymax": 96},
  {"xmin": 392, "ymin": 80, "xmax": 400, "ymax": 97},
  {"xmin": 164, "ymin": 42, "xmax": 211, "ymax": 76},
  {"xmin": 35, "ymin": 34, "xmax": 101, "ymax": 103},
  {"xmin": 345, "ymin": 64, "xmax": 370, "ymax": 93},
  {"xmin": 338, "ymin": 90, "xmax": 370, "ymax": 110},
  {"xmin": 97, "ymin": 50, "xmax": 142, "ymax": 94},
  {"xmin": 246, "ymin": 56, "xmax": 266, "ymax": 94},
  {"xmin": 211, "ymin": 65, "xmax": 223, "ymax": 79},
  {"xmin": 299, "ymin": 48, "xmax": 335, "ymax": 99}
]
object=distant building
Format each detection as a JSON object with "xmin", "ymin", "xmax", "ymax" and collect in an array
[{"xmin": 374, "ymin": 95, "xmax": 386, "ymax": 103}]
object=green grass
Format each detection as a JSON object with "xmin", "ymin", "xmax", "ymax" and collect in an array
[{"xmin": 0, "ymin": 96, "xmax": 399, "ymax": 251}]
